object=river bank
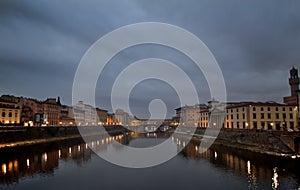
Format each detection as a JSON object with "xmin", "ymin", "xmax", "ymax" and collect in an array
[
  {"xmin": 173, "ymin": 128, "xmax": 300, "ymax": 159},
  {"xmin": 0, "ymin": 126, "xmax": 125, "ymax": 150}
]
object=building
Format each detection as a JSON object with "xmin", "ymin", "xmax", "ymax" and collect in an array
[
  {"xmin": 114, "ymin": 109, "xmax": 130, "ymax": 126},
  {"xmin": 175, "ymin": 104, "xmax": 208, "ymax": 127},
  {"xmin": 60, "ymin": 105, "xmax": 75, "ymax": 126},
  {"xmin": 0, "ymin": 98, "xmax": 21, "ymax": 125},
  {"xmin": 284, "ymin": 67, "xmax": 299, "ymax": 105},
  {"xmin": 199, "ymin": 100, "xmax": 298, "ymax": 131},
  {"xmin": 107, "ymin": 113, "xmax": 116, "ymax": 125},
  {"xmin": 73, "ymin": 101, "xmax": 97, "ymax": 126},
  {"xmin": 199, "ymin": 101, "xmax": 297, "ymax": 131},
  {"xmin": 96, "ymin": 108, "xmax": 108, "ymax": 124},
  {"xmin": 42, "ymin": 97, "xmax": 62, "ymax": 126},
  {"xmin": 224, "ymin": 102, "xmax": 298, "ymax": 130},
  {"xmin": 199, "ymin": 100, "xmax": 226, "ymax": 128}
]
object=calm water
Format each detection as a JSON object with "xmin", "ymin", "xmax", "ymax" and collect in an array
[{"xmin": 0, "ymin": 132, "xmax": 300, "ymax": 190}]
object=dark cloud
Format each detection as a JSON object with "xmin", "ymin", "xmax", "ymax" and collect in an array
[{"xmin": 1, "ymin": 0, "xmax": 300, "ymax": 117}]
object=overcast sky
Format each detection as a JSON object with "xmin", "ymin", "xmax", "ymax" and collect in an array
[{"xmin": 1, "ymin": 0, "xmax": 300, "ymax": 118}]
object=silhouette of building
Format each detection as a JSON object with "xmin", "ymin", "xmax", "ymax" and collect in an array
[
  {"xmin": 96, "ymin": 108, "xmax": 108, "ymax": 124},
  {"xmin": 284, "ymin": 66, "xmax": 299, "ymax": 105}
]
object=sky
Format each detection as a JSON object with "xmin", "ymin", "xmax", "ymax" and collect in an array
[{"xmin": 1, "ymin": 0, "xmax": 300, "ymax": 118}]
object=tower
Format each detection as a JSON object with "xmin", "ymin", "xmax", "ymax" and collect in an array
[{"xmin": 289, "ymin": 66, "xmax": 299, "ymax": 97}]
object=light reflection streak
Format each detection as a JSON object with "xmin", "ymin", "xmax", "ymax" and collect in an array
[{"xmin": 272, "ymin": 167, "xmax": 279, "ymax": 189}]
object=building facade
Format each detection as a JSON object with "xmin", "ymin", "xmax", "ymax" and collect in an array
[
  {"xmin": 96, "ymin": 108, "xmax": 108, "ymax": 124},
  {"xmin": 225, "ymin": 102, "xmax": 298, "ymax": 130},
  {"xmin": 0, "ymin": 98, "xmax": 21, "ymax": 125},
  {"xmin": 42, "ymin": 98, "xmax": 61, "ymax": 126},
  {"xmin": 199, "ymin": 101, "xmax": 298, "ymax": 131},
  {"xmin": 114, "ymin": 109, "xmax": 130, "ymax": 126},
  {"xmin": 73, "ymin": 101, "xmax": 98, "ymax": 126},
  {"xmin": 175, "ymin": 104, "xmax": 208, "ymax": 127}
]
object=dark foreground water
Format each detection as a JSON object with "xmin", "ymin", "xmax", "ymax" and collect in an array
[{"xmin": 0, "ymin": 132, "xmax": 300, "ymax": 190}]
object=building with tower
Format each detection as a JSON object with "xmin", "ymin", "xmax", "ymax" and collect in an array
[{"xmin": 284, "ymin": 66, "xmax": 299, "ymax": 105}]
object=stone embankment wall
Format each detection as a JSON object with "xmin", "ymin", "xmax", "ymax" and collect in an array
[
  {"xmin": 0, "ymin": 126, "xmax": 124, "ymax": 144},
  {"xmin": 193, "ymin": 128, "xmax": 293, "ymax": 154}
]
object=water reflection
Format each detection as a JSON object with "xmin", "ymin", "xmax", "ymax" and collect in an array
[
  {"xmin": 171, "ymin": 134, "xmax": 299, "ymax": 189},
  {"xmin": 0, "ymin": 132, "xmax": 299, "ymax": 189}
]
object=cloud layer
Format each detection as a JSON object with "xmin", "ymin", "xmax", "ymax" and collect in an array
[{"xmin": 1, "ymin": 0, "xmax": 300, "ymax": 118}]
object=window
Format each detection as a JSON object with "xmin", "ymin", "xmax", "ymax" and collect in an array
[
  {"xmin": 290, "ymin": 122, "xmax": 294, "ymax": 129},
  {"xmin": 231, "ymin": 122, "xmax": 234, "ymax": 128},
  {"xmin": 237, "ymin": 122, "xmax": 240, "ymax": 128},
  {"xmin": 242, "ymin": 113, "xmax": 245, "ymax": 119},
  {"xmin": 267, "ymin": 113, "xmax": 271, "ymax": 119},
  {"xmin": 236, "ymin": 108, "xmax": 238, "ymax": 112},
  {"xmin": 237, "ymin": 114, "xmax": 239, "ymax": 119},
  {"xmin": 276, "ymin": 113, "xmax": 279, "ymax": 119},
  {"xmin": 290, "ymin": 107, "xmax": 293, "ymax": 111},
  {"xmin": 253, "ymin": 122, "xmax": 257, "ymax": 129},
  {"xmin": 261, "ymin": 107, "xmax": 264, "ymax": 111},
  {"xmin": 8, "ymin": 112, "xmax": 12, "ymax": 117},
  {"xmin": 253, "ymin": 113, "xmax": 256, "ymax": 119},
  {"xmin": 1, "ymin": 112, "xmax": 5, "ymax": 117},
  {"xmin": 275, "ymin": 107, "xmax": 279, "ymax": 111},
  {"xmin": 261, "ymin": 122, "xmax": 265, "ymax": 128},
  {"xmin": 253, "ymin": 107, "xmax": 256, "ymax": 111},
  {"xmin": 282, "ymin": 107, "xmax": 285, "ymax": 111},
  {"xmin": 283, "ymin": 113, "xmax": 286, "ymax": 119},
  {"xmin": 290, "ymin": 113, "xmax": 293, "ymax": 119},
  {"xmin": 261, "ymin": 113, "xmax": 264, "ymax": 119},
  {"xmin": 231, "ymin": 115, "xmax": 233, "ymax": 120},
  {"xmin": 242, "ymin": 108, "xmax": 245, "ymax": 112}
]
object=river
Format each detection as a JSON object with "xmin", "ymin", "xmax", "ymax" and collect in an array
[{"xmin": 0, "ymin": 132, "xmax": 299, "ymax": 190}]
